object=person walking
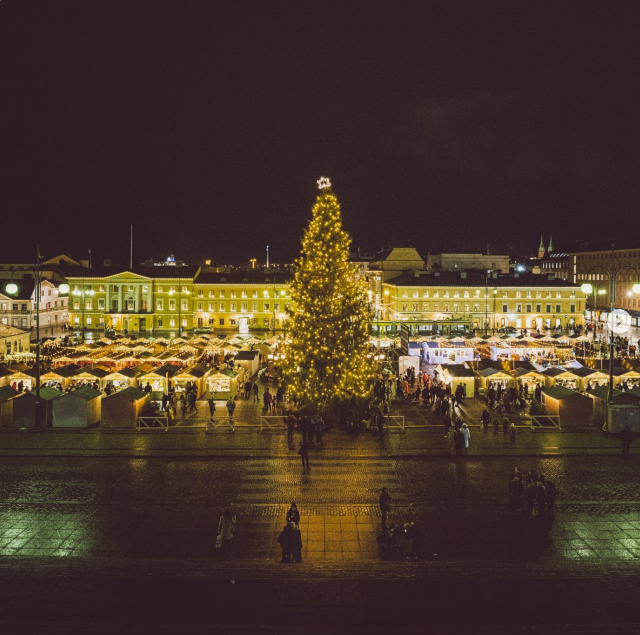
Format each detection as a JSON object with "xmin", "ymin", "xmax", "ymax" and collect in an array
[
  {"xmin": 299, "ymin": 438, "xmax": 310, "ymax": 472},
  {"xmin": 480, "ymin": 409, "xmax": 490, "ymax": 433},
  {"xmin": 315, "ymin": 415, "xmax": 325, "ymax": 444},
  {"xmin": 285, "ymin": 412, "xmax": 297, "ymax": 442},
  {"xmin": 252, "ymin": 382, "xmax": 259, "ymax": 403},
  {"xmin": 217, "ymin": 507, "xmax": 236, "ymax": 558},
  {"xmin": 379, "ymin": 487, "xmax": 391, "ymax": 531},
  {"xmin": 460, "ymin": 423, "xmax": 470, "ymax": 454},
  {"xmin": 226, "ymin": 396, "xmax": 236, "ymax": 429},
  {"xmin": 263, "ymin": 387, "xmax": 273, "ymax": 413},
  {"xmin": 244, "ymin": 380, "xmax": 252, "ymax": 400},
  {"xmin": 509, "ymin": 422, "xmax": 516, "ymax": 444},
  {"xmin": 287, "ymin": 501, "xmax": 300, "ymax": 527},
  {"xmin": 508, "ymin": 473, "xmax": 522, "ymax": 516},
  {"xmin": 208, "ymin": 398, "xmax": 216, "ymax": 422},
  {"xmin": 621, "ymin": 425, "xmax": 633, "ymax": 456},
  {"xmin": 292, "ymin": 522, "xmax": 303, "ymax": 563},
  {"xmin": 404, "ymin": 522, "xmax": 434, "ymax": 559},
  {"xmin": 277, "ymin": 522, "xmax": 295, "ymax": 563}
]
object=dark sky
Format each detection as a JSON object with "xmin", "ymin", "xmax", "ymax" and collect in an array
[{"xmin": 4, "ymin": 1, "xmax": 640, "ymax": 265}]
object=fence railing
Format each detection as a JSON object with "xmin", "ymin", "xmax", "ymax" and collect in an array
[
  {"xmin": 205, "ymin": 415, "xmax": 276, "ymax": 433},
  {"xmin": 384, "ymin": 416, "xmax": 405, "ymax": 432},
  {"xmin": 137, "ymin": 415, "xmax": 170, "ymax": 432},
  {"xmin": 530, "ymin": 415, "xmax": 561, "ymax": 430}
]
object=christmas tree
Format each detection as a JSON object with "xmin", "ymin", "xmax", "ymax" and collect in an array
[{"xmin": 281, "ymin": 178, "xmax": 375, "ymax": 414}]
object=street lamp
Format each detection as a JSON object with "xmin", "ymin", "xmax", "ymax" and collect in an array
[
  {"xmin": 72, "ymin": 279, "xmax": 94, "ymax": 343},
  {"xmin": 5, "ymin": 246, "xmax": 65, "ymax": 429},
  {"xmin": 581, "ymin": 250, "xmax": 640, "ymax": 405}
]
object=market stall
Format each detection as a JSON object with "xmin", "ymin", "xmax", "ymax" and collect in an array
[
  {"xmin": 542, "ymin": 386, "xmax": 593, "ymax": 427},
  {"xmin": 509, "ymin": 367, "xmax": 545, "ymax": 397},
  {"xmin": 172, "ymin": 363, "xmax": 210, "ymax": 398},
  {"xmin": 139, "ymin": 363, "xmax": 181, "ymax": 399},
  {"xmin": 588, "ymin": 386, "xmax": 640, "ymax": 428},
  {"xmin": 0, "ymin": 385, "xmax": 18, "ymax": 426},
  {"xmin": 11, "ymin": 387, "xmax": 62, "ymax": 428},
  {"xmin": 52, "ymin": 386, "xmax": 102, "ymax": 428},
  {"xmin": 5, "ymin": 369, "xmax": 35, "ymax": 392},
  {"xmin": 101, "ymin": 386, "xmax": 148, "ymax": 428},
  {"xmin": 72, "ymin": 366, "xmax": 111, "ymax": 391},
  {"xmin": 614, "ymin": 368, "xmax": 640, "ymax": 391},
  {"xmin": 423, "ymin": 341, "xmax": 474, "ymax": 365},
  {"xmin": 476, "ymin": 367, "xmax": 512, "ymax": 394},
  {"xmin": 205, "ymin": 368, "xmax": 239, "ymax": 400},
  {"xmin": 578, "ymin": 368, "xmax": 610, "ymax": 392},
  {"xmin": 0, "ymin": 366, "xmax": 13, "ymax": 388},
  {"xmin": 540, "ymin": 367, "xmax": 575, "ymax": 390},
  {"xmin": 234, "ymin": 350, "xmax": 260, "ymax": 377},
  {"xmin": 439, "ymin": 364, "xmax": 476, "ymax": 398}
]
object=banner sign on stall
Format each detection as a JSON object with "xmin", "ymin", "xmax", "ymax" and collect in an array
[{"xmin": 400, "ymin": 324, "xmax": 410, "ymax": 356}]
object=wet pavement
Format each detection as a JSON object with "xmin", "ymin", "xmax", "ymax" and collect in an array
[{"xmin": 1, "ymin": 390, "xmax": 639, "ymax": 633}]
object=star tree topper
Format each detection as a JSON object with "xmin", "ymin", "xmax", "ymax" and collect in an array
[{"xmin": 317, "ymin": 176, "xmax": 331, "ymax": 190}]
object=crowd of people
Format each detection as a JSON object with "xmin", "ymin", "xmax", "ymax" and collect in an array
[{"xmin": 508, "ymin": 467, "xmax": 558, "ymax": 535}]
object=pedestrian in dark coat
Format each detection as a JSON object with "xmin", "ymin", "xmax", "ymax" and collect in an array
[
  {"xmin": 299, "ymin": 439, "xmax": 310, "ymax": 472},
  {"xmin": 277, "ymin": 523, "xmax": 294, "ymax": 563},
  {"xmin": 379, "ymin": 487, "xmax": 391, "ymax": 530},
  {"xmin": 208, "ymin": 398, "xmax": 216, "ymax": 421},
  {"xmin": 621, "ymin": 425, "xmax": 633, "ymax": 456},
  {"xmin": 291, "ymin": 523, "xmax": 303, "ymax": 562},
  {"xmin": 508, "ymin": 475, "xmax": 522, "ymax": 516},
  {"xmin": 287, "ymin": 502, "xmax": 300, "ymax": 527}
]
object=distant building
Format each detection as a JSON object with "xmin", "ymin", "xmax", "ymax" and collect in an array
[
  {"xmin": 0, "ymin": 324, "xmax": 30, "ymax": 357},
  {"xmin": 426, "ymin": 253, "xmax": 510, "ymax": 274}
]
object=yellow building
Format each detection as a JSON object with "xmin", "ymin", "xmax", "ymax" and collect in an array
[
  {"xmin": 378, "ymin": 271, "xmax": 586, "ymax": 335},
  {"xmin": 66, "ymin": 266, "xmax": 290, "ymax": 336}
]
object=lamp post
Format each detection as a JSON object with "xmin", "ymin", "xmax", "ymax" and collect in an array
[
  {"xmin": 5, "ymin": 246, "xmax": 70, "ymax": 429},
  {"xmin": 581, "ymin": 249, "xmax": 640, "ymax": 405},
  {"xmin": 72, "ymin": 278, "xmax": 94, "ymax": 343},
  {"xmin": 170, "ymin": 278, "xmax": 188, "ymax": 337}
]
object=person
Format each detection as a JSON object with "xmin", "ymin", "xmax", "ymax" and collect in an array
[
  {"xmin": 217, "ymin": 507, "xmax": 236, "ymax": 558},
  {"xmin": 252, "ymin": 382, "xmax": 259, "ymax": 403},
  {"xmin": 509, "ymin": 422, "xmax": 516, "ymax": 444},
  {"xmin": 480, "ymin": 409, "xmax": 490, "ymax": 433},
  {"xmin": 180, "ymin": 394, "xmax": 188, "ymax": 420},
  {"xmin": 545, "ymin": 479, "xmax": 558, "ymax": 531},
  {"xmin": 536, "ymin": 475, "xmax": 547, "ymax": 529},
  {"xmin": 379, "ymin": 487, "xmax": 391, "ymax": 530},
  {"xmin": 443, "ymin": 411, "xmax": 452, "ymax": 437},
  {"xmin": 285, "ymin": 412, "xmax": 297, "ymax": 442},
  {"xmin": 208, "ymin": 398, "xmax": 216, "ymax": 422},
  {"xmin": 377, "ymin": 522, "xmax": 401, "ymax": 560},
  {"xmin": 315, "ymin": 415, "xmax": 324, "ymax": 444},
  {"xmin": 263, "ymin": 387, "xmax": 273, "ymax": 413},
  {"xmin": 404, "ymin": 522, "xmax": 433, "ymax": 559},
  {"xmin": 291, "ymin": 522, "xmax": 303, "ymax": 563},
  {"xmin": 453, "ymin": 426, "xmax": 463, "ymax": 455},
  {"xmin": 287, "ymin": 501, "xmax": 300, "ymax": 526},
  {"xmin": 299, "ymin": 438, "xmax": 310, "ymax": 472},
  {"xmin": 460, "ymin": 423, "xmax": 470, "ymax": 454},
  {"xmin": 188, "ymin": 390, "xmax": 197, "ymax": 413},
  {"xmin": 621, "ymin": 425, "xmax": 633, "ymax": 456},
  {"xmin": 244, "ymin": 380, "xmax": 252, "ymax": 400},
  {"xmin": 525, "ymin": 474, "xmax": 537, "ymax": 520},
  {"xmin": 508, "ymin": 473, "xmax": 522, "ymax": 516},
  {"xmin": 226, "ymin": 396, "xmax": 236, "ymax": 429},
  {"xmin": 277, "ymin": 522, "xmax": 295, "ymax": 563},
  {"xmin": 376, "ymin": 411, "xmax": 385, "ymax": 440}
]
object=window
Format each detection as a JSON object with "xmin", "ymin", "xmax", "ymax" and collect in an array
[
  {"xmin": 128, "ymin": 286, "xmax": 134, "ymax": 293},
  {"xmin": 197, "ymin": 302, "xmax": 204, "ymax": 311},
  {"xmin": 402, "ymin": 303, "xmax": 408, "ymax": 311},
  {"xmin": 74, "ymin": 302, "xmax": 80, "ymax": 310},
  {"xmin": 230, "ymin": 319, "xmax": 236, "ymax": 326},
  {"xmin": 86, "ymin": 317, "xmax": 92, "ymax": 325},
  {"xmin": 274, "ymin": 303, "xmax": 280, "ymax": 312},
  {"xmin": 453, "ymin": 291, "xmax": 460, "ymax": 298},
  {"xmin": 181, "ymin": 286, "xmax": 188, "ymax": 293},
  {"xmin": 85, "ymin": 300, "xmax": 92, "ymax": 310},
  {"xmin": 198, "ymin": 290, "xmax": 204, "ymax": 298},
  {"xmin": 157, "ymin": 318, "xmax": 163, "ymax": 327},
  {"xmin": 526, "ymin": 291, "xmax": 532, "ymax": 298},
  {"xmin": 181, "ymin": 300, "xmax": 188, "ymax": 310},
  {"xmin": 536, "ymin": 304, "xmax": 541, "ymax": 312},
  {"xmin": 252, "ymin": 302, "xmax": 258, "ymax": 311},
  {"xmin": 474, "ymin": 303, "xmax": 479, "ymax": 311},
  {"xmin": 209, "ymin": 290, "xmax": 215, "ymax": 297},
  {"xmin": 241, "ymin": 302, "xmax": 248, "ymax": 312},
  {"xmin": 464, "ymin": 303, "xmax": 469, "ymax": 312},
  {"xmin": 156, "ymin": 286, "xmax": 162, "ymax": 293},
  {"xmin": 230, "ymin": 302, "xmax": 236, "ymax": 312},
  {"xmin": 556, "ymin": 292, "xmax": 561, "ymax": 298},
  {"xmin": 516, "ymin": 291, "xmax": 522, "ymax": 298},
  {"xmin": 219, "ymin": 318, "xmax": 225, "ymax": 326},
  {"xmin": 556, "ymin": 304, "xmax": 561, "ymax": 313},
  {"xmin": 263, "ymin": 290, "xmax": 270, "ymax": 298},
  {"xmin": 443, "ymin": 303, "xmax": 449, "ymax": 312},
  {"xmin": 181, "ymin": 318, "xmax": 187, "ymax": 327},
  {"xmin": 443, "ymin": 291, "xmax": 450, "ymax": 298},
  {"xmin": 157, "ymin": 300, "xmax": 164, "ymax": 310},
  {"xmin": 502, "ymin": 304, "xmax": 508, "ymax": 313},
  {"xmin": 423, "ymin": 302, "xmax": 429, "ymax": 311},
  {"xmin": 170, "ymin": 286, "xmax": 177, "ymax": 293},
  {"xmin": 169, "ymin": 300, "xmax": 176, "ymax": 310},
  {"xmin": 99, "ymin": 285, "xmax": 105, "ymax": 292},
  {"xmin": 536, "ymin": 291, "xmax": 542, "ymax": 298},
  {"xmin": 570, "ymin": 304, "xmax": 575, "ymax": 313},
  {"xmin": 142, "ymin": 285, "xmax": 148, "ymax": 292},
  {"xmin": 526, "ymin": 304, "xmax": 532, "ymax": 313},
  {"xmin": 230, "ymin": 291, "xmax": 236, "ymax": 298},
  {"xmin": 401, "ymin": 290, "xmax": 408, "ymax": 298},
  {"xmin": 434, "ymin": 303, "xmax": 439, "ymax": 311},
  {"xmin": 412, "ymin": 303, "xmax": 418, "ymax": 311},
  {"xmin": 502, "ymin": 291, "xmax": 508, "ymax": 298},
  {"xmin": 141, "ymin": 300, "xmax": 147, "ymax": 310},
  {"xmin": 453, "ymin": 303, "xmax": 459, "ymax": 312},
  {"xmin": 264, "ymin": 302, "xmax": 270, "ymax": 311},
  {"xmin": 252, "ymin": 290, "xmax": 258, "ymax": 299},
  {"xmin": 241, "ymin": 291, "xmax": 247, "ymax": 298},
  {"xmin": 433, "ymin": 291, "xmax": 439, "ymax": 298},
  {"xmin": 546, "ymin": 304, "xmax": 551, "ymax": 313},
  {"xmin": 422, "ymin": 291, "xmax": 429, "ymax": 298},
  {"xmin": 112, "ymin": 285, "xmax": 119, "ymax": 292},
  {"xmin": 219, "ymin": 290, "xmax": 225, "ymax": 298},
  {"xmin": 169, "ymin": 318, "xmax": 175, "ymax": 327},
  {"xmin": 219, "ymin": 302, "xmax": 225, "ymax": 311},
  {"xmin": 463, "ymin": 291, "xmax": 469, "ymax": 298},
  {"xmin": 209, "ymin": 302, "xmax": 215, "ymax": 311},
  {"xmin": 263, "ymin": 318, "xmax": 270, "ymax": 326}
]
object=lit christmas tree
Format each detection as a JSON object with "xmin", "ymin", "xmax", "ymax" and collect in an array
[{"xmin": 282, "ymin": 178, "xmax": 375, "ymax": 415}]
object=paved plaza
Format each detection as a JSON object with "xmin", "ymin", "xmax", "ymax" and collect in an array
[{"xmin": 1, "ymin": 388, "xmax": 639, "ymax": 633}]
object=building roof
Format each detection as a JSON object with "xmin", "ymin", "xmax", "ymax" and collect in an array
[
  {"xmin": 16, "ymin": 387, "xmax": 63, "ymax": 401},
  {"xmin": 385, "ymin": 271, "xmax": 580, "ymax": 288},
  {"xmin": 65, "ymin": 386, "xmax": 102, "ymax": 401},
  {"xmin": 0, "ymin": 325, "xmax": 29, "ymax": 339},
  {"xmin": 569, "ymin": 367, "xmax": 596, "ymax": 378},
  {"xmin": 235, "ymin": 350, "xmax": 260, "ymax": 361},
  {"xmin": 541, "ymin": 367, "xmax": 569, "ymax": 377},
  {"xmin": 194, "ymin": 270, "xmax": 290, "ymax": 284},
  {"xmin": 66, "ymin": 266, "xmax": 199, "ymax": 280},
  {"xmin": 588, "ymin": 386, "xmax": 640, "ymax": 404},
  {"xmin": 444, "ymin": 365, "xmax": 476, "ymax": 378},
  {"xmin": 104, "ymin": 386, "xmax": 147, "ymax": 401},
  {"xmin": 0, "ymin": 385, "xmax": 18, "ymax": 401},
  {"xmin": 544, "ymin": 386, "xmax": 585, "ymax": 400}
]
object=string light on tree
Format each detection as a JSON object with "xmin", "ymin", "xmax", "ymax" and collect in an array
[{"xmin": 281, "ymin": 179, "xmax": 375, "ymax": 414}]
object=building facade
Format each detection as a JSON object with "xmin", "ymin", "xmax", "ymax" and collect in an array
[
  {"xmin": 378, "ymin": 271, "xmax": 586, "ymax": 335},
  {"xmin": 65, "ymin": 267, "xmax": 290, "ymax": 335}
]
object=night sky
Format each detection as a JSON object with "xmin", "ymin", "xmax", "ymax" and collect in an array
[{"xmin": 4, "ymin": 2, "xmax": 640, "ymax": 266}]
